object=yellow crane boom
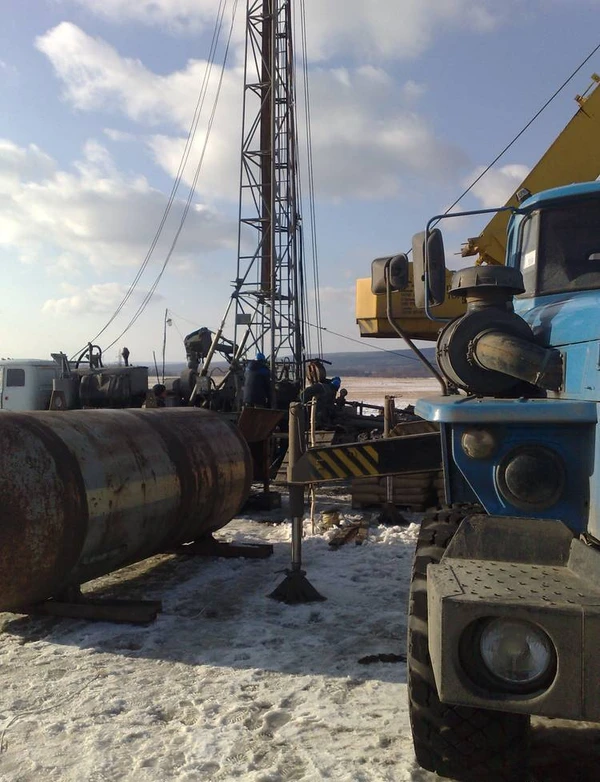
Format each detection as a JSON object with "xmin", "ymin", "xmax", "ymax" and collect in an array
[
  {"xmin": 463, "ymin": 74, "xmax": 600, "ymax": 265},
  {"xmin": 356, "ymin": 75, "xmax": 600, "ymax": 340}
]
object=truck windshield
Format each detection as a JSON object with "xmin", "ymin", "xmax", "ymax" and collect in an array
[{"xmin": 528, "ymin": 197, "xmax": 600, "ymax": 295}]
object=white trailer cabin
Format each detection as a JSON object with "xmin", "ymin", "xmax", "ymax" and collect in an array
[{"xmin": 0, "ymin": 359, "xmax": 58, "ymax": 411}]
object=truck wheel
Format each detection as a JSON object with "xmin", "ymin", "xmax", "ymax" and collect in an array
[{"xmin": 407, "ymin": 506, "xmax": 530, "ymax": 781}]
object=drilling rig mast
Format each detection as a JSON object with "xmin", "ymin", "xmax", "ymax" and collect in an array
[{"xmin": 231, "ymin": 0, "xmax": 305, "ymax": 401}]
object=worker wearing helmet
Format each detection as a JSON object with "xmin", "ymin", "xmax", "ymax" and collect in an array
[{"xmin": 242, "ymin": 352, "xmax": 271, "ymax": 407}]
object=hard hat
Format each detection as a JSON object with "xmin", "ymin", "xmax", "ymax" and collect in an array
[
  {"xmin": 256, "ymin": 352, "xmax": 266, "ymax": 361},
  {"xmin": 331, "ymin": 376, "xmax": 341, "ymax": 389}
]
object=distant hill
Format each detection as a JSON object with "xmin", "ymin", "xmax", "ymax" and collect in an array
[
  {"xmin": 320, "ymin": 348, "xmax": 437, "ymax": 378},
  {"xmin": 152, "ymin": 347, "xmax": 437, "ymax": 380}
]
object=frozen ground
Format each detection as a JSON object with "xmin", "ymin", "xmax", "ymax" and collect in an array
[
  {"xmin": 0, "ymin": 496, "xmax": 425, "ymax": 782},
  {"xmin": 339, "ymin": 377, "xmax": 441, "ymax": 410},
  {"xmin": 0, "ymin": 493, "xmax": 599, "ymax": 781}
]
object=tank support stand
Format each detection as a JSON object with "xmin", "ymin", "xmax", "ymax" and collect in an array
[
  {"xmin": 174, "ymin": 537, "xmax": 274, "ymax": 559},
  {"xmin": 24, "ymin": 537, "xmax": 273, "ymax": 625},
  {"xmin": 28, "ymin": 586, "xmax": 162, "ymax": 624},
  {"xmin": 269, "ymin": 403, "xmax": 325, "ymax": 604}
]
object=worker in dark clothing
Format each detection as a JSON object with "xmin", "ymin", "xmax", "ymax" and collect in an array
[
  {"xmin": 335, "ymin": 387, "xmax": 348, "ymax": 409},
  {"xmin": 329, "ymin": 376, "xmax": 341, "ymax": 396},
  {"xmin": 302, "ymin": 375, "xmax": 340, "ymax": 428},
  {"xmin": 152, "ymin": 383, "xmax": 167, "ymax": 407},
  {"xmin": 242, "ymin": 352, "xmax": 271, "ymax": 407}
]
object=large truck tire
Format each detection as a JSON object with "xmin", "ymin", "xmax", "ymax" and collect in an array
[{"xmin": 407, "ymin": 506, "xmax": 530, "ymax": 781}]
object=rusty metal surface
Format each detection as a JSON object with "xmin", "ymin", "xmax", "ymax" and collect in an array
[
  {"xmin": 0, "ymin": 408, "xmax": 252, "ymax": 611},
  {"xmin": 237, "ymin": 407, "xmax": 285, "ymax": 443},
  {"xmin": 0, "ymin": 413, "xmax": 88, "ymax": 610}
]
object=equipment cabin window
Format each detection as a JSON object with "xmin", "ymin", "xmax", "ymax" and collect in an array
[
  {"xmin": 537, "ymin": 198, "xmax": 600, "ymax": 294},
  {"xmin": 6, "ymin": 368, "xmax": 25, "ymax": 387},
  {"xmin": 518, "ymin": 211, "xmax": 540, "ymax": 296}
]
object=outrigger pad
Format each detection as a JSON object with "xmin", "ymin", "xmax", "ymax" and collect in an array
[{"xmin": 268, "ymin": 569, "xmax": 326, "ymax": 604}]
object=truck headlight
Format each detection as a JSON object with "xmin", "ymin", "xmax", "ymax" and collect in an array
[
  {"xmin": 496, "ymin": 445, "xmax": 565, "ymax": 510},
  {"xmin": 461, "ymin": 428, "xmax": 497, "ymax": 459},
  {"xmin": 476, "ymin": 618, "xmax": 556, "ymax": 692}
]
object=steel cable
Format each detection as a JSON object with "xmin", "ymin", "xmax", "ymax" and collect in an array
[
  {"xmin": 72, "ymin": 0, "xmax": 231, "ymax": 358},
  {"xmin": 423, "ymin": 40, "xmax": 600, "ymax": 238},
  {"xmin": 102, "ymin": 0, "xmax": 240, "ymax": 352}
]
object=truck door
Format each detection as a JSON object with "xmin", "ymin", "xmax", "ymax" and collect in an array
[
  {"xmin": 38, "ymin": 366, "xmax": 59, "ymax": 409},
  {"xmin": 1, "ymin": 366, "xmax": 32, "ymax": 411}
]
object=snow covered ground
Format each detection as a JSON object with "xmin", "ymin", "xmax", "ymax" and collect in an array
[
  {"xmin": 0, "ymin": 495, "xmax": 426, "ymax": 782},
  {"xmin": 340, "ymin": 377, "xmax": 440, "ymax": 410},
  {"xmin": 0, "ymin": 492, "xmax": 599, "ymax": 781}
]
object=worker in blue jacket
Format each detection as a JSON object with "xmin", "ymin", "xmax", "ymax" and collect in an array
[{"xmin": 243, "ymin": 352, "xmax": 271, "ymax": 407}]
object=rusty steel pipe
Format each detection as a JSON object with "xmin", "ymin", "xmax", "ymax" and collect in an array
[{"xmin": 0, "ymin": 408, "xmax": 253, "ymax": 611}]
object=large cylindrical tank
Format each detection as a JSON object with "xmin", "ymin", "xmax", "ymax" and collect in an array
[{"xmin": 0, "ymin": 408, "xmax": 252, "ymax": 611}]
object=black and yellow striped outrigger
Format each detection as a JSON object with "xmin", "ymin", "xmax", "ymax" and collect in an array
[{"xmin": 290, "ymin": 431, "xmax": 441, "ymax": 483}]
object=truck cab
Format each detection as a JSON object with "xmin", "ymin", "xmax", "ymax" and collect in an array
[
  {"xmin": 423, "ymin": 182, "xmax": 600, "ymax": 535},
  {"xmin": 380, "ymin": 181, "xmax": 600, "ymax": 781},
  {"xmin": 0, "ymin": 359, "xmax": 58, "ymax": 411}
]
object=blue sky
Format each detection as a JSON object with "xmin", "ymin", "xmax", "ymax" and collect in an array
[{"xmin": 1, "ymin": 0, "xmax": 600, "ymax": 362}]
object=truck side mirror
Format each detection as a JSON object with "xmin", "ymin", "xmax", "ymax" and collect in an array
[
  {"xmin": 412, "ymin": 229, "xmax": 447, "ymax": 308},
  {"xmin": 370, "ymin": 254, "xmax": 409, "ymax": 294}
]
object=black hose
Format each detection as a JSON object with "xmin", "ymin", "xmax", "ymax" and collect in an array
[{"xmin": 472, "ymin": 331, "xmax": 563, "ymax": 391}]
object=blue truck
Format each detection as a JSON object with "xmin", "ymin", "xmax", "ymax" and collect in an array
[
  {"xmin": 289, "ymin": 179, "xmax": 600, "ymax": 779},
  {"xmin": 374, "ymin": 181, "xmax": 600, "ymax": 780}
]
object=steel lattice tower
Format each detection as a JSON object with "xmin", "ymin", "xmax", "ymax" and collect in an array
[{"xmin": 232, "ymin": 0, "xmax": 305, "ymax": 395}]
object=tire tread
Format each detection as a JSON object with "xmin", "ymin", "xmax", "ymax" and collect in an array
[{"xmin": 407, "ymin": 506, "xmax": 530, "ymax": 781}]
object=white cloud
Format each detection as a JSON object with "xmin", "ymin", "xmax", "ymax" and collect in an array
[
  {"xmin": 37, "ymin": 24, "xmax": 467, "ymax": 201},
  {"xmin": 37, "ymin": 23, "xmax": 245, "ymax": 199},
  {"xmin": 0, "ymin": 137, "xmax": 236, "ymax": 273},
  {"xmin": 67, "ymin": 0, "xmax": 505, "ymax": 61},
  {"xmin": 0, "ymin": 140, "xmax": 56, "ymax": 191},
  {"xmin": 42, "ymin": 282, "xmax": 162, "ymax": 316},
  {"xmin": 467, "ymin": 163, "xmax": 531, "ymax": 207},
  {"xmin": 36, "ymin": 23, "xmax": 226, "ymax": 126},
  {"xmin": 300, "ymin": 0, "xmax": 503, "ymax": 62},
  {"xmin": 302, "ymin": 67, "xmax": 468, "ymax": 199},
  {"xmin": 103, "ymin": 128, "xmax": 136, "ymax": 142},
  {"xmin": 319, "ymin": 285, "xmax": 356, "ymax": 304},
  {"xmin": 66, "ymin": 0, "xmax": 236, "ymax": 36},
  {"xmin": 149, "ymin": 67, "xmax": 467, "ymax": 200},
  {"xmin": 401, "ymin": 80, "xmax": 427, "ymax": 101}
]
